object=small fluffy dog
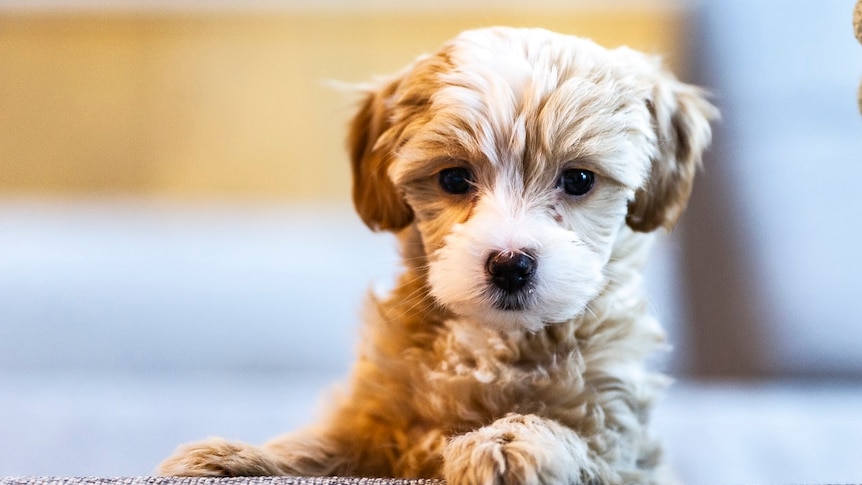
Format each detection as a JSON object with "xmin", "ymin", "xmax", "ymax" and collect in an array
[{"xmin": 159, "ymin": 27, "xmax": 717, "ymax": 485}]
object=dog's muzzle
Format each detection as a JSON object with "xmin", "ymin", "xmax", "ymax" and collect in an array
[{"xmin": 486, "ymin": 250, "xmax": 536, "ymax": 310}]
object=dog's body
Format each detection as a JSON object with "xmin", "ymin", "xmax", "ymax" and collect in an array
[{"xmin": 159, "ymin": 27, "xmax": 716, "ymax": 485}]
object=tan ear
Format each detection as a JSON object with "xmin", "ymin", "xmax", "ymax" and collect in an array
[
  {"xmin": 347, "ymin": 80, "xmax": 414, "ymax": 232},
  {"xmin": 626, "ymin": 77, "xmax": 719, "ymax": 232}
]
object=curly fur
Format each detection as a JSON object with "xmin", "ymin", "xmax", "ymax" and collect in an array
[{"xmin": 159, "ymin": 27, "xmax": 717, "ymax": 485}]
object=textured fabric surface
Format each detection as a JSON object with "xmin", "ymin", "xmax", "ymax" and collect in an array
[{"xmin": 0, "ymin": 478, "xmax": 443, "ymax": 485}]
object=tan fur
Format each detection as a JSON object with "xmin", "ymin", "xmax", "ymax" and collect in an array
[
  {"xmin": 626, "ymin": 77, "xmax": 717, "ymax": 232},
  {"xmin": 349, "ymin": 77, "xmax": 414, "ymax": 232},
  {"xmin": 159, "ymin": 27, "xmax": 717, "ymax": 485}
]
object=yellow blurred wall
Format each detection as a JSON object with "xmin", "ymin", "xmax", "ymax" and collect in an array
[{"xmin": 0, "ymin": 4, "xmax": 692, "ymax": 204}]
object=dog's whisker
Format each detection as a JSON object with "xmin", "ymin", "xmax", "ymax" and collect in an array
[{"xmin": 377, "ymin": 278, "xmax": 439, "ymax": 323}]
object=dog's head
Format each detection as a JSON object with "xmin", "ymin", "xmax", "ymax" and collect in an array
[{"xmin": 349, "ymin": 27, "xmax": 717, "ymax": 332}]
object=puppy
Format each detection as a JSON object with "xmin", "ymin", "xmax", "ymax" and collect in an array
[{"xmin": 159, "ymin": 27, "xmax": 717, "ymax": 485}]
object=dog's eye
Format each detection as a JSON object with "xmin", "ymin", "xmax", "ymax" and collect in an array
[
  {"xmin": 558, "ymin": 169, "xmax": 595, "ymax": 196},
  {"xmin": 439, "ymin": 167, "xmax": 475, "ymax": 195}
]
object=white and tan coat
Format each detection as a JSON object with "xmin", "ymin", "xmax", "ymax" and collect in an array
[{"xmin": 159, "ymin": 27, "xmax": 717, "ymax": 485}]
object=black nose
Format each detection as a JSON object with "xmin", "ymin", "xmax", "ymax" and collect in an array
[{"xmin": 486, "ymin": 250, "xmax": 536, "ymax": 294}]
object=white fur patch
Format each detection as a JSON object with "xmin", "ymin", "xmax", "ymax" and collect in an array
[{"xmin": 428, "ymin": 184, "xmax": 607, "ymax": 332}]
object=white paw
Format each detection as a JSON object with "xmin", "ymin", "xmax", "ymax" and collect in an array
[{"xmin": 443, "ymin": 414, "xmax": 599, "ymax": 485}]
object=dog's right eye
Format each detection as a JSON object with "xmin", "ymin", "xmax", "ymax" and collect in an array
[
  {"xmin": 558, "ymin": 168, "xmax": 595, "ymax": 197},
  {"xmin": 439, "ymin": 167, "xmax": 475, "ymax": 195}
]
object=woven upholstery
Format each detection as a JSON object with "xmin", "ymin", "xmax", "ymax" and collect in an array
[{"xmin": 0, "ymin": 478, "xmax": 443, "ymax": 485}]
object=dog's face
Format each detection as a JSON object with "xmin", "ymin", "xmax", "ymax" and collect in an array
[{"xmin": 349, "ymin": 27, "xmax": 716, "ymax": 332}]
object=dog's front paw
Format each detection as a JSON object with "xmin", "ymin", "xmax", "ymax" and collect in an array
[
  {"xmin": 158, "ymin": 437, "xmax": 284, "ymax": 477},
  {"xmin": 442, "ymin": 414, "xmax": 603, "ymax": 485}
]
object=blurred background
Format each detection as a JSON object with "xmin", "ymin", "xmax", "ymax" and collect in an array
[{"xmin": 1, "ymin": 0, "xmax": 861, "ymax": 482}]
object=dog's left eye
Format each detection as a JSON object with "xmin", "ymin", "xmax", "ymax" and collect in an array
[
  {"xmin": 558, "ymin": 169, "xmax": 595, "ymax": 196},
  {"xmin": 439, "ymin": 167, "xmax": 475, "ymax": 195}
]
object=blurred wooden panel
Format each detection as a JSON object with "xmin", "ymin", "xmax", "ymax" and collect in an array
[{"xmin": 0, "ymin": 6, "xmax": 690, "ymax": 202}]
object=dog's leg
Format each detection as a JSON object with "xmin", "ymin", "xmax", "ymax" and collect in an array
[
  {"xmin": 157, "ymin": 428, "xmax": 351, "ymax": 477},
  {"xmin": 442, "ymin": 414, "xmax": 613, "ymax": 485},
  {"xmin": 157, "ymin": 437, "xmax": 287, "ymax": 477},
  {"xmin": 157, "ymin": 423, "xmax": 400, "ymax": 477}
]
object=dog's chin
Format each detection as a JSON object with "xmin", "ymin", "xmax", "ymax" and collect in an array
[
  {"xmin": 442, "ymin": 297, "xmax": 589, "ymax": 333},
  {"xmin": 480, "ymin": 309, "xmax": 553, "ymax": 333}
]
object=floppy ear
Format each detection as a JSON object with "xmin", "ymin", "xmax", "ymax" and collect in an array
[
  {"xmin": 347, "ymin": 79, "xmax": 414, "ymax": 232},
  {"xmin": 626, "ymin": 76, "xmax": 719, "ymax": 232}
]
